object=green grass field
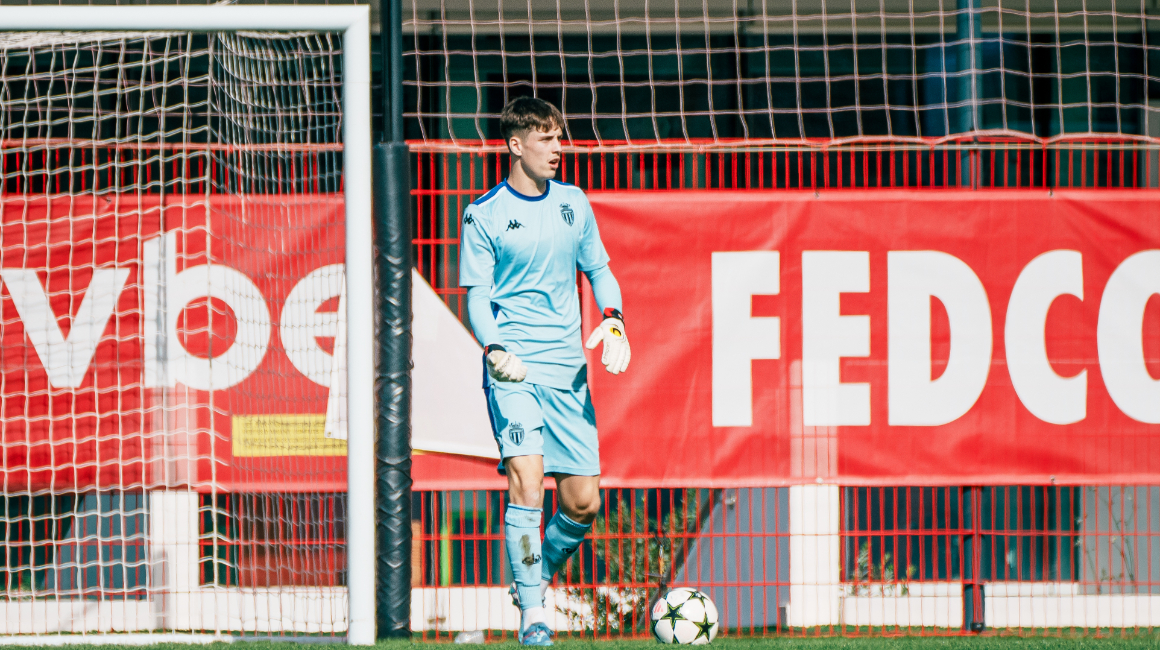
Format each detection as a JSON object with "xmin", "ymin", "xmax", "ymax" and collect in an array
[
  {"xmin": 5, "ymin": 637, "xmax": 1159, "ymax": 650},
  {"xmin": 421, "ymin": 635, "xmax": 1160, "ymax": 650},
  {"xmin": 440, "ymin": 637, "xmax": 1160, "ymax": 650}
]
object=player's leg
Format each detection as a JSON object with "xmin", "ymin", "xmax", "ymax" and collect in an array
[
  {"xmin": 503, "ymin": 454, "xmax": 550, "ymax": 638},
  {"xmin": 542, "ymin": 473, "xmax": 599, "ymax": 589},
  {"xmin": 486, "ymin": 383, "xmax": 551, "ymax": 642},
  {"xmin": 554, "ymin": 473, "xmax": 601, "ymax": 524},
  {"xmin": 538, "ymin": 383, "xmax": 601, "ymax": 589},
  {"xmin": 505, "ymin": 454, "xmax": 545, "ymax": 508}
]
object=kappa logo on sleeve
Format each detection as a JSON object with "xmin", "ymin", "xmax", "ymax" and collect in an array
[
  {"xmin": 560, "ymin": 203, "xmax": 575, "ymax": 226},
  {"xmin": 464, "ymin": 214, "xmax": 474, "ymax": 225}
]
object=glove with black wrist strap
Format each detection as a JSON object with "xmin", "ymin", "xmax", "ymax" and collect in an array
[
  {"xmin": 585, "ymin": 308, "xmax": 631, "ymax": 375},
  {"xmin": 485, "ymin": 343, "xmax": 528, "ymax": 382}
]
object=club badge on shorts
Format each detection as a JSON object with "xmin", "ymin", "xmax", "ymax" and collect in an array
[{"xmin": 509, "ymin": 421, "xmax": 525, "ymax": 445}]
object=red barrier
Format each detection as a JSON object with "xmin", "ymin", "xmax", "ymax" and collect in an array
[
  {"xmin": 9, "ymin": 188, "xmax": 1160, "ymax": 491},
  {"xmin": 0, "ymin": 195, "xmax": 345, "ymax": 490},
  {"xmin": 586, "ymin": 189, "xmax": 1160, "ymax": 487}
]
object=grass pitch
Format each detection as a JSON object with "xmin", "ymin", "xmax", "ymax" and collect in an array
[
  {"xmin": 6, "ymin": 636, "xmax": 1157, "ymax": 650},
  {"xmin": 467, "ymin": 636, "xmax": 1160, "ymax": 650},
  {"xmin": 412, "ymin": 637, "xmax": 1157, "ymax": 650}
]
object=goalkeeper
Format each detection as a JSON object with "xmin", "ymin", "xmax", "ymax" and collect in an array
[{"xmin": 459, "ymin": 97, "xmax": 630, "ymax": 646}]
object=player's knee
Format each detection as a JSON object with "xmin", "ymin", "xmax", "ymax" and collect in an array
[
  {"xmin": 569, "ymin": 491, "xmax": 601, "ymax": 522},
  {"xmin": 581, "ymin": 496, "xmax": 602, "ymax": 521}
]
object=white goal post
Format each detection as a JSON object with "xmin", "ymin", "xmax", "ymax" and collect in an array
[{"xmin": 0, "ymin": 6, "xmax": 375, "ymax": 645}]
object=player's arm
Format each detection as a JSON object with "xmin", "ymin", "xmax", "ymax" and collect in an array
[
  {"xmin": 459, "ymin": 205, "xmax": 526, "ymax": 382},
  {"xmin": 465, "ymin": 286, "xmax": 526, "ymax": 382},
  {"xmin": 576, "ymin": 196, "xmax": 630, "ymax": 375},
  {"xmin": 585, "ymin": 264, "xmax": 623, "ymax": 314}
]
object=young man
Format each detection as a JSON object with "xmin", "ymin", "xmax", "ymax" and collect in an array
[{"xmin": 459, "ymin": 97, "xmax": 630, "ymax": 646}]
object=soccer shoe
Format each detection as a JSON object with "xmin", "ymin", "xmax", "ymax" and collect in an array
[{"xmin": 519, "ymin": 622, "xmax": 553, "ymax": 646}]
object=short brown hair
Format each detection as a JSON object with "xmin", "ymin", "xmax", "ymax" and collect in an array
[{"xmin": 500, "ymin": 96, "xmax": 563, "ymax": 143}]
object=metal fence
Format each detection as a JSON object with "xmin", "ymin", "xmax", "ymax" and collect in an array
[
  {"xmin": 409, "ymin": 139, "xmax": 1160, "ymax": 638},
  {"xmin": 409, "ymin": 484, "xmax": 1160, "ymax": 638},
  {"xmin": 414, "ymin": 139, "xmax": 1160, "ymax": 320}
]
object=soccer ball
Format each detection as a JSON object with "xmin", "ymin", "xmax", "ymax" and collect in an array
[{"xmin": 650, "ymin": 587, "xmax": 719, "ymax": 644}]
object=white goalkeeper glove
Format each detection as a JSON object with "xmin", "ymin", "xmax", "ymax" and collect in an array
[
  {"xmin": 585, "ymin": 308, "xmax": 631, "ymax": 375},
  {"xmin": 485, "ymin": 344, "xmax": 527, "ymax": 382}
]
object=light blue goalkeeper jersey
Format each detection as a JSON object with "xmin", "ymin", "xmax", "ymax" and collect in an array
[{"xmin": 459, "ymin": 179, "xmax": 610, "ymax": 389}]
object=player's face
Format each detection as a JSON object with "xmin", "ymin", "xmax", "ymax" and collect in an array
[{"xmin": 511, "ymin": 126, "xmax": 562, "ymax": 182}]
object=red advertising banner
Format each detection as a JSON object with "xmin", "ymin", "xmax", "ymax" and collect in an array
[
  {"xmin": 7, "ymin": 189, "xmax": 1160, "ymax": 491},
  {"xmin": 585, "ymin": 190, "xmax": 1160, "ymax": 487},
  {"xmin": 0, "ymin": 195, "xmax": 345, "ymax": 491}
]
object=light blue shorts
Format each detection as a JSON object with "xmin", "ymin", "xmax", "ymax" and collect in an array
[{"xmin": 484, "ymin": 380, "xmax": 601, "ymax": 477}]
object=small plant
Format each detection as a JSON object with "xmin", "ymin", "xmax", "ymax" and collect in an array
[
  {"xmin": 556, "ymin": 489, "xmax": 715, "ymax": 635},
  {"xmin": 1081, "ymin": 486, "xmax": 1138, "ymax": 594},
  {"xmin": 847, "ymin": 542, "xmax": 916, "ymax": 597}
]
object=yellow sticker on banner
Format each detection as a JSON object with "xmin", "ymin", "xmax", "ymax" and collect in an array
[{"xmin": 232, "ymin": 415, "xmax": 347, "ymax": 457}]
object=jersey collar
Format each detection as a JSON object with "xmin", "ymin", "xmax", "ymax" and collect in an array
[{"xmin": 503, "ymin": 179, "xmax": 553, "ymax": 202}]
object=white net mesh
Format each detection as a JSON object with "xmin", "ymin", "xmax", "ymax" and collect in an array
[
  {"xmin": 0, "ymin": 30, "xmax": 348, "ymax": 634},
  {"xmin": 405, "ymin": 0, "xmax": 1160, "ymax": 146}
]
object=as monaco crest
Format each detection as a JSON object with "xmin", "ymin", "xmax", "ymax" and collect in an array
[{"xmin": 560, "ymin": 203, "xmax": 574, "ymax": 226}]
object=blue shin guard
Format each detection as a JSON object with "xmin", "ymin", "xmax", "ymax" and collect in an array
[
  {"xmin": 504, "ymin": 504, "xmax": 543, "ymax": 611},
  {"xmin": 541, "ymin": 511, "xmax": 591, "ymax": 582}
]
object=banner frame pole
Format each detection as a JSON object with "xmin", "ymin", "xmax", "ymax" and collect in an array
[{"xmin": 375, "ymin": 0, "xmax": 414, "ymax": 639}]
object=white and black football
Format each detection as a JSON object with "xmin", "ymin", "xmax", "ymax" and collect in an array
[{"xmin": 650, "ymin": 587, "xmax": 719, "ymax": 644}]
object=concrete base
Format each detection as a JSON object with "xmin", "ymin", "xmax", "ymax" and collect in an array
[
  {"xmin": 840, "ymin": 583, "xmax": 962, "ymax": 628},
  {"xmin": 0, "ymin": 589, "xmax": 348, "ymax": 635},
  {"xmin": 987, "ymin": 582, "xmax": 1160, "ymax": 628}
]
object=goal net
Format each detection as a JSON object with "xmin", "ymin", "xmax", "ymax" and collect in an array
[
  {"xmin": 406, "ymin": 0, "xmax": 1160, "ymax": 147},
  {"xmin": 0, "ymin": 8, "xmax": 371, "ymax": 639}
]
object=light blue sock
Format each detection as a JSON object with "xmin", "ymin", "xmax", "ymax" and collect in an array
[
  {"xmin": 541, "ymin": 511, "xmax": 591, "ymax": 583},
  {"xmin": 504, "ymin": 504, "xmax": 543, "ymax": 612}
]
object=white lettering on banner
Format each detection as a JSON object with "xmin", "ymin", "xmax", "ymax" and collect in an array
[
  {"xmin": 801, "ymin": 251, "xmax": 871, "ymax": 426},
  {"xmin": 0, "ymin": 267, "xmax": 131, "ymax": 388},
  {"xmin": 712, "ymin": 251, "xmax": 780, "ymax": 427},
  {"xmin": 888, "ymin": 251, "xmax": 993, "ymax": 426},
  {"xmin": 281, "ymin": 264, "xmax": 345, "ymax": 387},
  {"xmin": 323, "ymin": 275, "xmax": 347, "ymax": 439},
  {"xmin": 143, "ymin": 231, "xmax": 271, "ymax": 391},
  {"xmin": 1005, "ymin": 250, "xmax": 1087, "ymax": 424},
  {"xmin": 1097, "ymin": 250, "xmax": 1160, "ymax": 424},
  {"xmin": 5, "ymin": 237, "xmax": 1160, "ymax": 431}
]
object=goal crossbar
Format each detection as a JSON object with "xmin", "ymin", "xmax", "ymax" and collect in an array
[{"xmin": 0, "ymin": 6, "xmax": 375, "ymax": 646}]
